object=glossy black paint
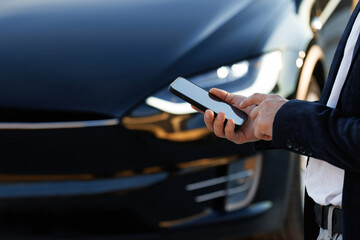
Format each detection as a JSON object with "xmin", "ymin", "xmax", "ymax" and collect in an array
[{"xmin": 1, "ymin": 0, "xmax": 297, "ymax": 116}]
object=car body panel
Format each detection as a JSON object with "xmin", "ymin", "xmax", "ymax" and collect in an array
[{"xmin": 1, "ymin": 0, "xmax": 296, "ymax": 116}]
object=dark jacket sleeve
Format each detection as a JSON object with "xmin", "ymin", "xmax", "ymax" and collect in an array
[
  {"xmin": 253, "ymin": 140, "xmax": 274, "ymax": 149},
  {"xmin": 270, "ymin": 99, "xmax": 360, "ymax": 173}
]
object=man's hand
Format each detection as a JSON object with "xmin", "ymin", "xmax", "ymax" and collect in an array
[
  {"xmin": 192, "ymin": 90, "xmax": 288, "ymax": 144},
  {"xmin": 192, "ymin": 88, "xmax": 259, "ymax": 144},
  {"xmin": 240, "ymin": 93, "xmax": 288, "ymax": 141}
]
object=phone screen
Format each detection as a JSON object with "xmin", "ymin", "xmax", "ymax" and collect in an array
[{"xmin": 169, "ymin": 77, "xmax": 247, "ymax": 127}]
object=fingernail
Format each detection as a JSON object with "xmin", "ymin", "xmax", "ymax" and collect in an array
[
  {"xmin": 205, "ymin": 111, "xmax": 211, "ymax": 119},
  {"xmin": 217, "ymin": 112, "xmax": 224, "ymax": 120}
]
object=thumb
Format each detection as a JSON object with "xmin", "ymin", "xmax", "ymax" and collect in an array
[{"xmin": 209, "ymin": 88, "xmax": 234, "ymax": 104}]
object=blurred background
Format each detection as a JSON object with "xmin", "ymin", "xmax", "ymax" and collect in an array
[{"xmin": 0, "ymin": 0, "xmax": 357, "ymax": 239}]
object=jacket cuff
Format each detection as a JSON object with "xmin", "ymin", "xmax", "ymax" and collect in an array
[{"xmin": 271, "ymin": 99, "xmax": 314, "ymax": 156}]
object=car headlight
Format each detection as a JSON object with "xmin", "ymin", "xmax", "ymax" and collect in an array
[
  {"xmin": 122, "ymin": 50, "xmax": 283, "ymax": 142},
  {"xmin": 146, "ymin": 50, "xmax": 283, "ymax": 115}
]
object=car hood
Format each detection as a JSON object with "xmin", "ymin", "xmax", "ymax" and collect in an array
[{"xmin": 0, "ymin": 0, "xmax": 289, "ymax": 118}]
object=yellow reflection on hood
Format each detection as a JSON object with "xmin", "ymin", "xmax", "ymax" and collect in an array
[{"xmin": 122, "ymin": 113, "xmax": 211, "ymax": 142}]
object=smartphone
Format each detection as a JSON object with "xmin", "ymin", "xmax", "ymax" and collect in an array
[{"xmin": 168, "ymin": 77, "xmax": 247, "ymax": 127}]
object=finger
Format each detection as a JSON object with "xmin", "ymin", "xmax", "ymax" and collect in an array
[
  {"xmin": 209, "ymin": 88, "xmax": 234, "ymax": 104},
  {"xmin": 240, "ymin": 93, "xmax": 267, "ymax": 109},
  {"xmin": 224, "ymin": 119, "xmax": 238, "ymax": 143},
  {"xmin": 213, "ymin": 112, "xmax": 226, "ymax": 138},
  {"xmin": 204, "ymin": 110, "xmax": 215, "ymax": 131},
  {"xmin": 249, "ymin": 105, "xmax": 260, "ymax": 120}
]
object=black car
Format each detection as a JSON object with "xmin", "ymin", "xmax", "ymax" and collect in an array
[{"xmin": 0, "ymin": 0, "xmax": 354, "ymax": 239}]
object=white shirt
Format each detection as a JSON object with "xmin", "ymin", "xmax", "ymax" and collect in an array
[{"xmin": 305, "ymin": 11, "xmax": 360, "ymax": 207}]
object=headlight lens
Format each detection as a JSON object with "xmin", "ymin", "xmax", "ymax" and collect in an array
[{"xmin": 145, "ymin": 50, "xmax": 283, "ymax": 115}]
